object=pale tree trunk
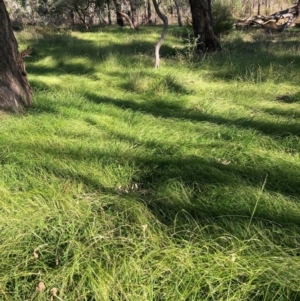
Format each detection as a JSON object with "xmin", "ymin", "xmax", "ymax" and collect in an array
[
  {"xmin": 189, "ymin": 0, "xmax": 221, "ymax": 52},
  {"xmin": 152, "ymin": 0, "xmax": 168, "ymax": 68},
  {"xmin": 173, "ymin": 0, "xmax": 183, "ymax": 26},
  {"xmin": 0, "ymin": 0, "xmax": 32, "ymax": 112}
]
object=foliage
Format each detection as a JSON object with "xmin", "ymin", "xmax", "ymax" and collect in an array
[
  {"xmin": 4, "ymin": 0, "xmax": 108, "ymax": 26},
  {"xmin": 1, "ymin": 25, "xmax": 300, "ymax": 300},
  {"xmin": 212, "ymin": 0, "xmax": 235, "ymax": 36}
]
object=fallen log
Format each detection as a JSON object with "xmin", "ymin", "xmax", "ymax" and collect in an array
[{"xmin": 235, "ymin": 2, "xmax": 300, "ymax": 31}]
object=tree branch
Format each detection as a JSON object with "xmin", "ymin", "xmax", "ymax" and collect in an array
[{"xmin": 152, "ymin": 0, "xmax": 168, "ymax": 68}]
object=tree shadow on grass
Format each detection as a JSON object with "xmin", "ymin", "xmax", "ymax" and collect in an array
[
  {"xmin": 84, "ymin": 91, "xmax": 300, "ymax": 138},
  {"xmin": 8, "ymin": 108, "xmax": 299, "ymax": 250},
  {"xmin": 21, "ymin": 27, "xmax": 300, "ymax": 234},
  {"xmin": 64, "ymin": 92, "xmax": 300, "ymax": 198},
  {"xmin": 259, "ymin": 92, "xmax": 300, "ymax": 120},
  {"xmin": 117, "ymin": 71, "xmax": 194, "ymax": 95},
  {"xmin": 17, "ymin": 119, "xmax": 300, "ymax": 233},
  {"xmin": 275, "ymin": 92, "xmax": 300, "ymax": 104},
  {"xmin": 23, "ymin": 26, "xmax": 300, "ymax": 88},
  {"xmin": 28, "ymin": 61, "xmax": 96, "ymax": 76},
  {"xmin": 205, "ymin": 32, "xmax": 300, "ymax": 83},
  {"xmin": 263, "ymin": 106, "xmax": 300, "ymax": 119},
  {"xmin": 24, "ymin": 27, "xmax": 177, "ymax": 72}
]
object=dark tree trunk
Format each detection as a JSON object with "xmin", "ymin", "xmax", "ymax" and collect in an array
[
  {"xmin": 116, "ymin": 11, "xmax": 124, "ymax": 26},
  {"xmin": 74, "ymin": 5, "xmax": 90, "ymax": 31},
  {"xmin": 147, "ymin": 0, "xmax": 153, "ymax": 24},
  {"xmin": 189, "ymin": 0, "xmax": 221, "ymax": 52},
  {"xmin": 113, "ymin": 0, "xmax": 124, "ymax": 26},
  {"xmin": 174, "ymin": 0, "xmax": 183, "ymax": 26},
  {"xmin": 70, "ymin": 9, "xmax": 75, "ymax": 29},
  {"xmin": 107, "ymin": 0, "xmax": 112, "ymax": 25},
  {"xmin": 113, "ymin": 0, "xmax": 136, "ymax": 29},
  {"xmin": 0, "ymin": 0, "xmax": 32, "ymax": 112}
]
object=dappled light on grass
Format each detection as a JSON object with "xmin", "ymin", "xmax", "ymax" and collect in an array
[{"xmin": 1, "ymin": 26, "xmax": 300, "ymax": 300}]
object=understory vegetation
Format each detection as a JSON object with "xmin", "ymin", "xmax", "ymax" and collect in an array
[{"xmin": 1, "ymin": 25, "xmax": 300, "ymax": 300}]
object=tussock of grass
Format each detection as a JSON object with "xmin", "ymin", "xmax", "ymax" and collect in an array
[{"xmin": 1, "ymin": 26, "xmax": 300, "ymax": 300}]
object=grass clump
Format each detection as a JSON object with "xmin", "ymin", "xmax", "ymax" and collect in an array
[{"xmin": 1, "ymin": 25, "xmax": 300, "ymax": 300}]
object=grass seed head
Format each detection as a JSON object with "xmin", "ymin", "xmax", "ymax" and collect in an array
[{"xmin": 37, "ymin": 281, "xmax": 46, "ymax": 292}]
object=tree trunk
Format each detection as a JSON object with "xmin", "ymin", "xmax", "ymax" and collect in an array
[
  {"xmin": 113, "ymin": 0, "xmax": 136, "ymax": 29},
  {"xmin": 119, "ymin": 11, "xmax": 136, "ymax": 29},
  {"xmin": 152, "ymin": 0, "xmax": 168, "ymax": 68},
  {"xmin": 74, "ymin": 6, "xmax": 90, "ymax": 31},
  {"xmin": 70, "ymin": 9, "xmax": 75, "ymax": 29},
  {"xmin": 112, "ymin": 0, "xmax": 124, "ymax": 26},
  {"xmin": 189, "ymin": 0, "xmax": 221, "ymax": 53},
  {"xmin": 107, "ymin": 0, "xmax": 112, "ymax": 25},
  {"xmin": 0, "ymin": 0, "xmax": 32, "ymax": 112},
  {"xmin": 174, "ymin": 0, "xmax": 183, "ymax": 26},
  {"xmin": 147, "ymin": 0, "xmax": 153, "ymax": 24},
  {"xmin": 129, "ymin": 0, "xmax": 138, "ymax": 28}
]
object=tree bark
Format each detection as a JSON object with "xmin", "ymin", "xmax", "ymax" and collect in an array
[
  {"xmin": 107, "ymin": 0, "xmax": 112, "ymax": 25},
  {"xmin": 297, "ymin": 0, "xmax": 300, "ymax": 16},
  {"xmin": 174, "ymin": 0, "xmax": 183, "ymax": 26},
  {"xmin": 152, "ymin": 0, "xmax": 168, "ymax": 68},
  {"xmin": 129, "ymin": 0, "xmax": 138, "ymax": 28},
  {"xmin": 147, "ymin": 0, "xmax": 153, "ymax": 24},
  {"xmin": 119, "ymin": 11, "xmax": 136, "ymax": 29},
  {"xmin": 189, "ymin": 0, "xmax": 221, "ymax": 52},
  {"xmin": 112, "ymin": 0, "xmax": 124, "ymax": 26},
  {"xmin": 74, "ymin": 5, "xmax": 90, "ymax": 31},
  {"xmin": 113, "ymin": 0, "xmax": 136, "ymax": 29},
  {"xmin": 0, "ymin": 0, "xmax": 32, "ymax": 112}
]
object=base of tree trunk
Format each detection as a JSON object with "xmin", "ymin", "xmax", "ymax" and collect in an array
[
  {"xmin": 189, "ymin": 0, "xmax": 221, "ymax": 53},
  {"xmin": 0, "ymin": 83, "xmax": 32, "ymax": 112},
  {"xmin": 0, "ymin": 0, "xmax": 32, "ymax": 112}
]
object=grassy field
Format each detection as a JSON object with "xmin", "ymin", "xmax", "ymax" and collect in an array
[{"xmin": 1, "ymin": 25, "xmax": 300, "ymax": 300}]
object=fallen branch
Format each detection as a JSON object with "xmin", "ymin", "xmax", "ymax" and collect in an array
[{"xmin": 235, "ymin": 3, "xmax": 300, "ymax": 31}]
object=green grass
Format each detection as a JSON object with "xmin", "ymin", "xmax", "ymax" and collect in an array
[{"xmin": 1, "ymin": 25, "xmax": 300, "ymax": 300}]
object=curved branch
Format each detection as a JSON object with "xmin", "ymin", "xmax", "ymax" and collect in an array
[
  {"xmin": 152, "ymin": 0, "xmax": 168, "ymax": 68},
  {"xmin": 112, "ymin": 0, "xmax": 136, "ymax": 29},
  {"xmin": 119, "ymin": 11, "xmax": 136, "ymax": 29}
]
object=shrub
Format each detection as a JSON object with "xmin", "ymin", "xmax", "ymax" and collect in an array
[{"xmin": 212, "ymin": 1, "xmax": 235, "ymax": 37}]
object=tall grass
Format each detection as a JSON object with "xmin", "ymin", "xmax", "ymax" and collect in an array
[{"xmin": 1, "ymin": 25, "xmax": 300, "ymax": 300}]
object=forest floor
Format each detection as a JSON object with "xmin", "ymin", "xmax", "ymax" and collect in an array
[{"xmin": 1, "ymin": 25, "xmax": 300, "ymax": 300}]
